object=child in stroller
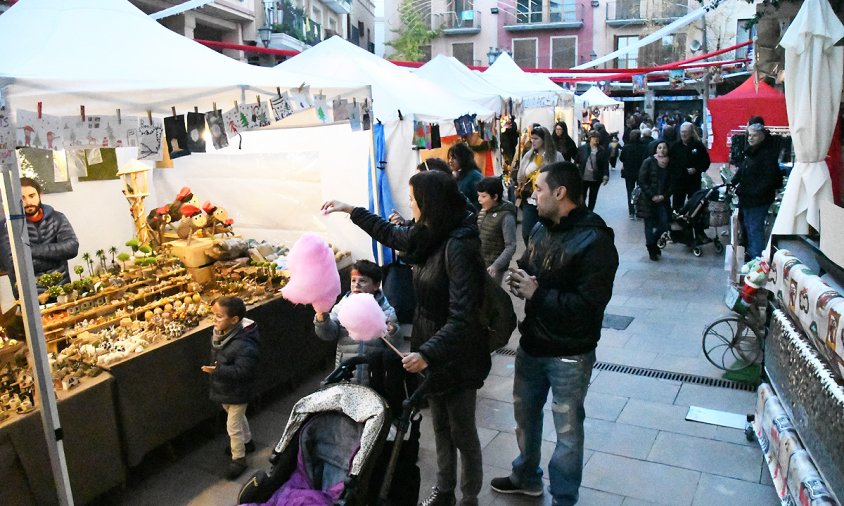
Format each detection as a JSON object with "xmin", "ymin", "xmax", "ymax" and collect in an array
[
  {"xmin": 659, "ymin": 185, "xmax": 726, "ymax": 257},
  {"xmin": 237, "ymin": 352, "xmax": 425, "ymax": 506}
]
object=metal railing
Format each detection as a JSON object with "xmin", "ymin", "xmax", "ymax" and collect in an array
[
  {"xmin": 501, "ymin": 2, "xmax": 583, "ymax": 28},
  {"xmin": 433, "ymin": 9, "xmax": 482, "ymax": 30},
  {"xmin": 605, "ymin": 0, "xmax": 688, "ymax": 23}
]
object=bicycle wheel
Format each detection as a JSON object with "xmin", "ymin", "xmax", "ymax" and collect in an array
[{"xmin": 701, "ymin": 317, "xmax": 763, "ymax": 371}]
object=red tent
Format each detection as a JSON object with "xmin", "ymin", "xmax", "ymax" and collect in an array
[{"xmin": 708, "ymin": 77, "xmax": 789, "ymax": 163}]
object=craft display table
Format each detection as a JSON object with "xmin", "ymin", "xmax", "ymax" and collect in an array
[{"xmin": 0, "ymin": 373, "xmax": 124, "ymax": 505}]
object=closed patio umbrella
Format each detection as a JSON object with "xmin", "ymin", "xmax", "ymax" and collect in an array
[{"xmin": 771, "ymin": 0, "xmax": 844, "ymax": 236}]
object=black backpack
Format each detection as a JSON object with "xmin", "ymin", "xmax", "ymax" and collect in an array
[{"xmin": 445, "ymin": 239, "xmax": 517, "ymax": 353}]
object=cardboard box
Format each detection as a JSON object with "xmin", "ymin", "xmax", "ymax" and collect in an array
[{"xmin": 169, "ymin": 237, "xmax": 213, "ymax": 268}]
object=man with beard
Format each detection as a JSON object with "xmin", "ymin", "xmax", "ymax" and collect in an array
[
  {"xmin": 491, "ymin": 162, "xmax": 618, "ymax": 505},
  {"xmin": 0, "ymin": 177, "xmax": 79, "ymax": 296}
]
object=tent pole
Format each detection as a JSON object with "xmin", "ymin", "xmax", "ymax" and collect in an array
[
  {"xmin": 367, "ymin": 88, "xmax": 383, "ymax": 265},
  {"xmin": 0, "ymin": 88, "xmax": 74, "ymax": 505}
]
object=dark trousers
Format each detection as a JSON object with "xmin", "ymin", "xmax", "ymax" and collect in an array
[
  {"xmin": 583, "ymin": 181, "xmax": 601, "ymax": 211},
  {"xmin": 521, "ymin": 203, "xmax": 539, "ymax": 245},
  {"xmin": 624, "ymin": 177, "xmax": 637, "ymax": 216},
  {"xmin": 429, "ymin": 388, "xmax": 483, "ymax": 504},
  {"xmin": 644, "ymin": 204, "xmax": 669, "ymax": 247}
]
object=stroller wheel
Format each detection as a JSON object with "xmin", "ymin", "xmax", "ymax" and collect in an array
[
  {"xmin": 692, "ymin": 247, "xmax": 703, "ymax": 257},
  {"xmin": 713, "ymin": 240, "xmax": 724, "ymax": 254}
]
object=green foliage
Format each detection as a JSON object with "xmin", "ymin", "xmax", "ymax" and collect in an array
[
  {"xmin": 125, "ymin": 239, "xmax": 140, "ymax": 251},
  {"xmin": 386, "ymin": 0, "xmax": 440, "ymax": 61},
  {"xmin": 117, "ymin": 253, "xmax": 131, "ymax": 262},
  {"xmin": 138, "ymin": 244, "xmax": 152, "ymax": 254},
  {"xmin": 73, "ymin": 265, "xmax": 84, "ymax": 277},
  {"xmin": 37, "ymin": 272, "xmax": 63, "ymax": 288},
  {"xmin": 46, "ymin": 285, "xmax": 63, "ymax": 298}
]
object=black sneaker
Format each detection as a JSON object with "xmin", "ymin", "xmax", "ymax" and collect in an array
[
  {"xmin": 419, "ymin": 486, "xmax": 455, "ymax": 506},
  {"xmin": 225, "ymin": 440, "xmax": 256, "ymax": 456},
  {"xmin": 490, "ymin": 476, "xmax": 543, "ymax": 497},
  {"xmin": 225, "ymin": 458, "xmax": 247, "ymax": 480}
]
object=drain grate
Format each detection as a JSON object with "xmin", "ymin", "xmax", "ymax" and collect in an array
[{"xmin": 492, "ymin": 349, "xmax": 754, "ymax": 392}]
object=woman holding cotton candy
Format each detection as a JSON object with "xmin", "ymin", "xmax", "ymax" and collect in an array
[{"xmin": 322, "ymin": 170, "xmax": 491, "ymax": 506}]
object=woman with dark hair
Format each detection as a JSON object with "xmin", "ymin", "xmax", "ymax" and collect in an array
[
  {"xmin": 476, "ymin": 176, "xmax": 517, "ymax": 284},
  {"xmin": 516, "ymin": 126, "xmax": 562, "ymax": 245},
  {"xmin": 576, "ymin": 130, "xmax": 610, "ymax": 211},
  {"xmin": 322, "ymin": 170, "xmax": 491, "ymax": 506},
  {"xmin": 637, "ymin": 140, "xmax": 672, "ymax": 261},
  {"xmin": 551, "ymin": 121, "xmax": 577, "ymax": 162},
  {"xmin": 448, "ymin": 142, "xmax": 484, "ymax": 210}
]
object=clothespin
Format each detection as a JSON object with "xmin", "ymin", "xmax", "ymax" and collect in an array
[
  {"xmin": 397, "ymin": 109, "xmax": 403, "ymax": 121},
  {"xmin": 146, "ymin": 110, "xmax": 153, "ymax": 124},
  {"xmin": 37, "ymin": 102, "xmax": 42, "ymax": 119},
  {"xmin": 276, "ymin": 87, "xmax": 282, "ymax": 97},
  {"xmin": 117, "ymin": 109, "xmax": 122, "ymax": 125},
  {"xmin": 234, "ymin": 100, "xmax": 239, "ymax": 109},
  {"xmin": 194, "ymin": 106, "xmax": 199, "ymax": 114},
  {"xmin": 80, "ymin": 105, "xmax": 86, "ymax": 122},
  {"xmin": 212, "ymin": 102, "xmax": 217, "ymax": 113},
  {"xmin": 171, "ymin": 107, "xmax": 177, "ymax": 117}
]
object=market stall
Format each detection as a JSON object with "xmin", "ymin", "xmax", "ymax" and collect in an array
[{"xmin": 578, "ymin": 86, "xmax": 624, "ymax": 138}]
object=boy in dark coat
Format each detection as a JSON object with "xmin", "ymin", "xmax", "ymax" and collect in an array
[{"xmin": 201, "ymin": 296, "xmax": 260, "ymax": 480}]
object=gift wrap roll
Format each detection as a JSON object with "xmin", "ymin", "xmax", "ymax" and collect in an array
[{"xmin": 785, "ymin": 450, "xmax": 837, "ymax": 506}]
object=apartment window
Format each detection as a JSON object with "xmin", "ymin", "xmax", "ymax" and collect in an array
[
  {"xmin": 551, "ymin": 36, "xmax": 576, "ymax": 69},
  {"xmin": 513, "ymin": 38, "xmax": 538, "ymax": 68},
  {"xmin": 452, "ymin": 0, "xmax": 474, "ymax": 14},
  {"xmin": 640, "ymin": 33, "xmax": 685, "ymax": 66},
  {"xmin": 311, "ymin": 5, "xmax": 321, "ymax": 22},
  {"xmin": 549, "ymin": 0, "xmax": 577, "ymax": 22},
  {"xmin": 329, "ymin": 17, "xmax": 337, "ymax": 32},
  {"xmin": 615, "ymin": 35, "xmax": 638, "ymax": 68},
  {"xmin": 452, "ymin": 42, "xmax": 474, "ymax": 66},
  {"xmin": 516, "ymin": 0, "xmax": 542, "ymax": 24},
  {"xmin": 615, "ymin": 0, "xmax": 640, "ymax": 19},
  {"xmin": 736, "ymin": 19, "xmax": 756, "ymax": 59}
]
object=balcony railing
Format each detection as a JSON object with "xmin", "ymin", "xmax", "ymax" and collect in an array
[
  {"xmin": 272, "ymin": 13, "xmax": 322, "ymax": 47},
  {"xmin": 502, "ymin": 3, "xmax": 583, "ymax": 31},
  {"xmin": 605, "ymin": 0, "xmax": 688, "ymax": 26},
  {"xmin": 433, "ymin": 9, "xmax": 482, "ymax": 34},
  {"xmin": 323, "ymin": 0, "xmax": 352, "ymax": 15}
]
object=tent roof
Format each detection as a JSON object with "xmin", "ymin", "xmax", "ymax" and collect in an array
[
  {"xmin": 415, "ymin": 55, "xmax": 508, "ymax": 113},
  {"xmin": 710, "ymin": 77, "xmax": 785, "ymax": 102},
  {"xmin": 277, "ymin": 37, "xmax": 493, "ymax": 122},
  {"xmin": 0, "ymin": 0, "xmax": 367, "ymax": 115},
  {"xmin": 579, "ymin": 87, "xmax": 622, "ymax": 107},
  {"xmin": 482, "ymin": 53, "xmax": 565, "ymax": 97}
]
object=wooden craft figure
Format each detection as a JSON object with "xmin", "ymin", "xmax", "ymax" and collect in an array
[
  {"xmin": 176, "ymin": 204, "xmax": 207, "ymax": 244},
  {"xmin": 201, "ymin": 201, "xmax": 235, "ymax": 236},
  {"xmin": 146, "ymin": 205, "xmax": 174, "ymax": 248}
]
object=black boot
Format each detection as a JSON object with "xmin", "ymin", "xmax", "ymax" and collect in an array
[{"xmin": 647, "ymin": 245, "xmax": 659, "ymax": 261}]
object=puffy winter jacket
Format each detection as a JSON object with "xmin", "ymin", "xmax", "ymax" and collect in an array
[
  {"xmin": 668, "ymin": 139, "xmax": 710, "ymax": 194},
  {"xmin": 0, "ymin": 204, "xmax": 79, "ymax": 294},
  {"xmin": 733, "ymin": 137, "xmax": 783, "ymax": 209},
  {"xmin": 208, "ymin": 319, "xmax": 260, "ymax": 405},
  {"xmin": 636, "ymin": 157, "xmax": 670, "ymax": 219},
  {"xmin": 518, "ymin": 207, "xmax": 618, "ymax": 357},
  {"xmin": 619, "ymin": 140, "xmax": 649, "ymax": 181},
  {"xmin": 350, "ymin": 207, "xmax": 491, "ymax": 394}
]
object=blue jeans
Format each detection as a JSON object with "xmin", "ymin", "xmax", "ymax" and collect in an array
[
  {"xmin": 510, "ymin": 347, "xmax": 596, "ymax": 506},
  {"xmin": 521, "ymin": 203, "xmax": 539, "ymax": 246},
  {"xmin": 741, "ymin": 205, "xmax": 769, "ymax": 260},
  {"xmin": 643, "ymin": 204, "xmax": 669, "ymax": 247}
]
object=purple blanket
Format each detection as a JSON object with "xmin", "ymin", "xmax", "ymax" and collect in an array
[{"xmin": 241, "ymin": 449, "xmax": 345, "ymax": 506}]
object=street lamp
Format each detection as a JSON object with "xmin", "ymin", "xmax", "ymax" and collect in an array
[
  {"xmin": 487, "ymin": 47, "xmax": 502, "ymax": 65},
  {"xmin": 258, "ymin": 25, "xmax": 272, "ymax": 48}
]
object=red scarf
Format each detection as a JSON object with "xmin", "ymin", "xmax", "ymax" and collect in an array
[{"xmin": 26, "ymin": 207, "xmax": 44, "ymax": 223}]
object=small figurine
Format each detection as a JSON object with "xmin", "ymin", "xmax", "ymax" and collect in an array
[{"xmin": 176, "ymin": 205, "xmax": 207, "ymax": 245}]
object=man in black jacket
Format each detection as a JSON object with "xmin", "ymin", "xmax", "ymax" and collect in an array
[
  {"xmin": 669, "ymin": 122, "xmax": 712, "ymax": 243},
  {"xmin": 0, "ymin": 177, "xmax": 79, "ymax": 297},
  {"xmin": 491, "ymin": 162, "xmax": 618, "ymax": 505}
]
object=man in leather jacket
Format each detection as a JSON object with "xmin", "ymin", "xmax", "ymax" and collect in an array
[{"xmin": 491, "ymin": 162, "xmax": 618, "ymax": 505}]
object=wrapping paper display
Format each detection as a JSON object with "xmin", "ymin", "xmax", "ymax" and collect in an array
[
  {"xmin": 764, "ymin": 309, "xmax": 844, "ymax": 501},
  {"xmin": 766, "ymin": 248, "xmax": 844, "ymax": 379}
]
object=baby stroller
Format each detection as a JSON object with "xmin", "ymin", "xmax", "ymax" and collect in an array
[
  {"xmin": 658, "ymin": 184, "xmax": 727, "ymax": 257},
  {"xmin": 237, "ymin": 353, "xmax": 426, "ymax": 506}
]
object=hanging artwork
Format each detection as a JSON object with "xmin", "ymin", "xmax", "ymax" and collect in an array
[
  {"xmin": 412, "ymin": 120, "xmax": 426, "ymax": 148},
  {"xmin": 454, "ymin": 114, "xmax": 477, "ymax": 137},
  {"xmin": 313, "ymin": 94, "xmax": 331, "ymax": 124},
  {"xmin": 632, "ymin": 74, "xmax": 647, "ymax": 94},
  {"xmin": 163, "ymin": 115, "xmax": 190, "ymax": 159},
  {"xmin": 186, "ymin": 112, "xmax": 207, "ymax": 153},
  {"xmin": 669, "ymin": 70, "xmax": 685, "ymax": 89},
  {"xmin": 271, "ymin": 94, "xmax": 294, "ymax": 122},
  {"xmin": 137, "ymin": 118, "xmax": 164, "ymax": 162},
  {"xmin": 332, "ymin": 99, "xmax": 350, "ymax": 122},
  {"xmin": 430, "ymin": 124, "xmax": 441, "ymax": 149},
  {"xmin": 349, "ymin": 102, "xmax": 362, "ymax": 131},
  {"xmin": 79, "ymin": 148, "xmax": 120, "ymax": 181},
  {"xmin": 16, "ymin": 111, "xmax": 63, "ymax": 150},
  {"xmin": 16, "ymin": 147, "xmax": 73, "ymax": 193},
  {"xmin": 205, "ymin": 109, "xmax": 229, "ymax": 150},
  {"xmin": 222, "ymin": 107, "xmax": 241, "ymax": 138},
  {"xmin": 288, "ymin": 86, "xmax": 313, "ymax": 112},
  {"xmin": 361, "ymin": 99, "xmax": 371, "ymax": 131},
  {"xmin": 238, "ymin": 102, "xmax": 272, "ymax": 130}
]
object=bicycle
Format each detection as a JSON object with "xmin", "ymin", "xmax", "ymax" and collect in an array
[{"xmin": 701, "ymin": 285, "xmax": 767, "ymax": 371}]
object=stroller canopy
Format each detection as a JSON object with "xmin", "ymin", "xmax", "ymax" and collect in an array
[{"xmin": 274, "ymin": 384, "xmax": 388, "ymax": 477}]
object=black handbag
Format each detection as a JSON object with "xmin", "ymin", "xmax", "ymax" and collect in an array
[{"xmin": 382, "ymin": 255, "xmax": 416, "ymax": 324}]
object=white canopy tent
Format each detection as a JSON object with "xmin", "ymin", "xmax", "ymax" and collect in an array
[
  {"xmin": 771, "ymin": 0, "xmax": 844, "ymax": 237},
  {"xmin": 276, "ymin": 36, "xmax": 495, "ymax": 215},
  {"xmin": 0, "ymin": 2, "xmax": 375, "ymax": 501},
  {"xmin": 415, "ymin": 55, "xmax": 509, "ymax": 114},
  {"xmin": 482, "ymin": 53, "xmax": 577, "ymax": 143},
  {"xmin": 578, "ymin": 87, "xmax": 625, "ymax": 139}
]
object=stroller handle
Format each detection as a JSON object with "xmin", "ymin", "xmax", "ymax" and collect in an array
[{"xmin": 322, "ymin": 355, "xmax": 371, "ymax": 386}]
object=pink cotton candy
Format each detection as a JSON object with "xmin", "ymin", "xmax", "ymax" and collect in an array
[
  {"xmin": 281, "ymin": 233, "xmax": 341, "ymax": 313},
  {"xmin": 336, "ymin": 293, "xmax": 388, "ymax": 342}
]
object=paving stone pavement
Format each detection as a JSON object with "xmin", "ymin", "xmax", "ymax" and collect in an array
[{"xmin": 101, "ymin": 169, "xmax": 779, "ymax": 505}]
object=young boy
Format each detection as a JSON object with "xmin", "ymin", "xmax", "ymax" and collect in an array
[
  {"xmin": 201, "ymin": 296, "xmax": 260, "ymax": 480},
  {"xmin": 314, "ymin": 260, "xmax": 400, "ymax": 383}
]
